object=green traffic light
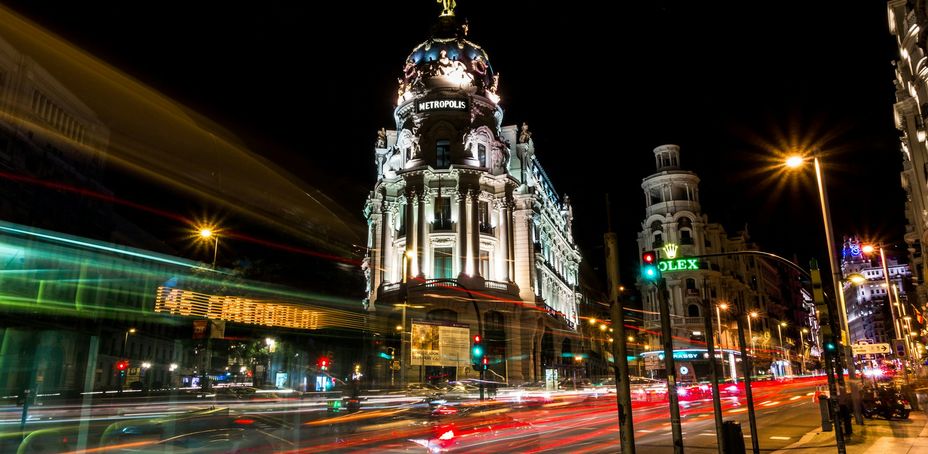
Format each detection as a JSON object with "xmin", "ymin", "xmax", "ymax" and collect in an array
[
  {"xmin": 642, "ymin": 265, "xmax": 659, "ymax": 281},
  {"xmin": 472, "ymin": 346, "xmax": 483, "ymax": 357}
]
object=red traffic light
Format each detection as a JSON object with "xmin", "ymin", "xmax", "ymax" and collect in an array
[
  {"xmin": 473, "ymin": 335, "xmax": 481, "ymax": 343},
  {"xmin": 116, "ymin": 360, "xmax": 128, "ymax": 371},
  {"xmin": 642, "ymin": 251, "xmax": 656, "ymax": 264}
]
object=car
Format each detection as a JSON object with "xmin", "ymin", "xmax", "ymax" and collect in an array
[
  {"xmin": 99, "ymin": 410, "xmax": 292, "ymax": 450},
  {"xmin": 402, "ymin": 402, "xmax": 540, "ymax": 452}
]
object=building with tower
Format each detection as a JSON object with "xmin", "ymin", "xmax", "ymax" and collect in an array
[
  {"xmin": 363, "ymin": 10, "xmax": 581, "ymax": 385},
  {"xmin": 841, "ymin": 236, "xmax": 911, "ymax": 345},
  {"xmin": 636, "ymin": 145, "xmax": 806, "ymax": 379}
]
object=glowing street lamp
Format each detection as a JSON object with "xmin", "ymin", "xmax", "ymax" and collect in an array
[
  {"xmin": 784, "ymin": 153, "xmax": 851, "ymax": 348},
  {"xmin": 748, "ymin": 311, "xmax": 759, "ymax": 355},
  {"xmin": 197, "ymin": 225, "xmax": 220, "ymax": 268}
]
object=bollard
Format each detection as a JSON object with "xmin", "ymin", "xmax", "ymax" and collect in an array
[
  {"xmin": 721, "ymin": 421, "xmax": 746, "ymax": 454},
  {"xmin": 818, "ymin": 395, "xmax": 833, "ymax": 432}
]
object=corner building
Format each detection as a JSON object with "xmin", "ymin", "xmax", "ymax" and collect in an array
[
  {"xmin": 637, "ymin": 145, "xmax": 804, "ymax": 379},
  {"xmin": 363, "ymin": 15, "xmax": 581, "ymax": 385}
]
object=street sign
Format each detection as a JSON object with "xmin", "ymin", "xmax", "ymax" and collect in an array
[{"xmin": 851, "ymin": 343, "xmax": 891, "ymax": 355}]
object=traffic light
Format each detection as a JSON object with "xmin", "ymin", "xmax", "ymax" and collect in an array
[
  {"xmin": 116, "ymin": 360, "xmax": 128, "ymax": 378},
  {"xmin": 472, "ymin": 335, "xmax": 485, "ymax": 371},
  {"xmin": 641, "ymin": 251, "xmax": 660, "ymax": 282},
  {"xmin": 824, "ymin": 336, "xmax": 837, "ymax": 353},
  {"xmin": 318, "ymin": 357, "xmax": 329, "ymax": 371}
]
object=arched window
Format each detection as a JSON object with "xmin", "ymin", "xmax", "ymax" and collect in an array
[
  {"xmin": 651, "ymin": 220, "xmax": 663, "ymax": 247},
  {"xmin": 688, "ymin": 304, "xmax": 700, "ymax": 317},
  {"xmin": 478, "ymin": 143, "xmax": 487, "ymax": 167},
  {"xmin": 436, "ymin": 139, "xmax": 451, "ymax": 168}
]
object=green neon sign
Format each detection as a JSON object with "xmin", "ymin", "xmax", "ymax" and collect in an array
[{"xmin": 657, "ymin": 257, "xmax": 700, "ymax": 272}]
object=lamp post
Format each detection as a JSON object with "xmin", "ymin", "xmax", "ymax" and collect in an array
[
  {"xmin": 394, "ymin": 302, "xmax": 424, "ymax": 388},
  {"xmin": 777, "ymin": 322, "xmax": 786, "ymax": 376},
  {"xmin": 748, "ymin": 311, "xmax": 758, "ymax": 358},
  {"xmin": 198, "ymin": 226, "xmax": 220, "ymax": 268},
  {"xmin": 119, "ymin": 328, "xmax": 136, "ymax": 392},
  {"xmin": 265, "ymin": 337, "xmax": 276, "ymax": 387},
  {"xmin": 785, "ymin": 154, "xmax": 852, "ymax": 374},
  {"xmin": 717, "ymin": 303, "xmax": 730, "ymax": 379},
  {"xmin": 800, "ymin": 328, "xmax": 809, "ymax": 376},
  {"xmin": 122, "ymin": 328, "xmax": 137, "ymax": 358}
]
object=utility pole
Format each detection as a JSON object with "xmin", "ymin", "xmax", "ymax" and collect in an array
[
  {"xmin": 702, "ymin": 278, "xmax": 725, "ymax": 454},
  {"xmin": 656, "ymin": 278, "xmax": 684, "ymax": 454},
  {"xmin": 811, "ymin": 259, "xmax": 846, "ymax": 454},
  {"xmin": 735, "ymin": 295, "xmax": 760, "ymax": 454},
  {"xmin": 605, "ymin": 194, "xmax": 635, "ymax": 454}
]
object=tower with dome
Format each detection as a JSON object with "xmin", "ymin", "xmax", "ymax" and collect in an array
[{"xmin": 363, "ymin": 8, "xmax": 581, "ymax": 385}]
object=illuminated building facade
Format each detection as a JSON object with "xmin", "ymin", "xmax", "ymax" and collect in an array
[
  {"xmin": 364, "ymin": 13, "xmax": 581, "ymax": 384},
  {"xmin": 889, "ymin": 0, "xmax": 928, "ymax": 308},
  {"xmin": 841, "ymin": 236, "xmax": 910, "ymax": 345},
  {"xmin": 636, "ymin": 145, "xmax": 804, "ymax": 378}
]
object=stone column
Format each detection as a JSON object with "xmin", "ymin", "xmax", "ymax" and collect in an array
[
  {"xmin": 382, "ymin": 203, "xmax": 395, "ymax": 282},
  {"xmin": 404, "ymin": 193, "xmax": 415, "ymax": 280},
  {"xmin": 497, "ymin": 200, "xmax": 510, "ymax": 282},
  {"xmin": 470, "ymin": 191, "xmax": 480, "ymax": 277},
  {"xmin": 417, "ymin": 192, "xmax": 426, "ymax": 278},
  {"xmin": 507, "ymin": 202, "xmax": 516, "ymax": 282},
  {"xmin": 457, "ymin": 190, "xmax": 468, "ymax": 276}
]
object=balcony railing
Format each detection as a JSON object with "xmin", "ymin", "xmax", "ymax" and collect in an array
[
  {"xmin": 479, "ymin": 223, "xmax": 495, "ymax": 235},
  {"xmin": 433, "ymin": 219, "xmax": 452, "ymax": 231}
]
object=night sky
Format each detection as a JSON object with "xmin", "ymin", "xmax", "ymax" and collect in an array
[{"xmin": 4, "ymin": 1, "xmax": 906, "ymax": 286}]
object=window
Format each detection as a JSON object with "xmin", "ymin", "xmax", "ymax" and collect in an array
[
  {"xmin": 681, "ymin": 229, "xmax": 693, "ymax": 244},
  {"xmin": 479, "ymin": 250, "xmax": 490, "ymax": 278},
  {"xmin": 686, "ymin": 278, "xmax": 697, "ymax": 295},
  {"xmin": 397, "ymin": 208, "xmax": 406, "ymax": 237},
  {"xmin": 434, "ymin": 247, "xmax": 453, "ymax": 278},
  {"xmin": 478, "ymin": 144, "xmax": 487, "ymax": 167},
  {"xmin": 688, "ymin": 304, "xmax": 700, "ymax": 317},
  {"xmin": 653, "ymin": 233, "xmax": 663, "ymax": 247},
  {"xmin": 434, "ymin": 197, "xmax": 451, "ymax": 230},
  {"xmin": 479, "ymin": 201, "xmax": 492, "ymax": 233},
  {"xmin": 436, "ymin": 140, "xmax": 450, "ymax": 168}
]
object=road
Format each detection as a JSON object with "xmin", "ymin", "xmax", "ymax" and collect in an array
[{"xmin": 0, "ymin": 378, "xmax": 829, "ymax": 452}]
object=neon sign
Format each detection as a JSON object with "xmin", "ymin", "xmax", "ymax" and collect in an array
[
  {"xmin": 416, "ymin": 99, "xmax": 468, "ymax": 112},
  {"xmin": 657, "ymin": 257, "xmax": 700, "ymax": 272}
]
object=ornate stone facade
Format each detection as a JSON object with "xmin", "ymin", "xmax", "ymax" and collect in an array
[{"xmin": 364, "ymin": 15, "xmax": 581, "ymax": 385}]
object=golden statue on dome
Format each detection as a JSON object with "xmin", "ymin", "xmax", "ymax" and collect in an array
[{"xmin": 437, "ymin": 0, "xmax": 456, "ymax": 17}]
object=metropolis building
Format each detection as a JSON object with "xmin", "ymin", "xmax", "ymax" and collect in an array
[{"xmin": 363, "ymin": 12, "xmax": 581, "ymax": 384}]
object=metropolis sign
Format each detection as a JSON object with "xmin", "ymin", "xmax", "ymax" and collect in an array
[
  {"xmin": 657, "ymin": 257, "xmax": 700, "ymax": 272},
  {"xmin": 416, "ymin": 99, "xmax": 469, "ymax": 113}
]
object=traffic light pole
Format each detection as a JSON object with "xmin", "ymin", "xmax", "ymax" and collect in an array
[
  {"xmin": 811, "ymin": 260, "xmax": 847, "ymax": 454},
  {"xmin": 701, "ymin": 281, "xmax": 725, "ymax": 454},
  {"xmin": 734, "ymin": 299, "xmax": 760, "ymax": 454},
  {"xmin": 655, "ymin": 278, "xmax": 684, "ymax": 454},
  {"xmin": 611, "ymin": 298, "xmax": 636, "ymax": 454}
]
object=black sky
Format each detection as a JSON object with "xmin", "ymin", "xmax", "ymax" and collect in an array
[{"xmin": 4, "ymin": 0, "xmax": 907, "ymax": 283}]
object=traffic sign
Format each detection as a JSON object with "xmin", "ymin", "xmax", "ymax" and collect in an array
[{"xmin": 851, "ymin": 343, "xmax": 891, "ymax": 355}]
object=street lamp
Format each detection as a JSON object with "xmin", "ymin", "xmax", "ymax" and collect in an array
[
  {"xmin": 265, "ymin": 337, "xmax": 276, "ymax": 386},
  {"xmin": 122, "ymin": 327, "xmax": 137, "ymax": 358},
  {"xmin": 197, "ymin": 225, "xmax": 220, "ymax": 268},
  {"xmin": 717, "ymin": 303, "xmax": 730, "ymax": 379},
  {"xmin": 785, "ymin": 154, "xmax": 851, "ymax": 350},
  {"xmin": 800, "ymin": 328, "xmax": 809, "ymax": 375},
  {"xmin": 748, "ymin": 311, "xmax": 758, "ymax": 356},
  {"xmin": 777, "ymin": 322, "xmax": 787, "ymax": 377},
  {"xmin": 394, "ymin": 303, "xmax": 424, "ymax": 388}
]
